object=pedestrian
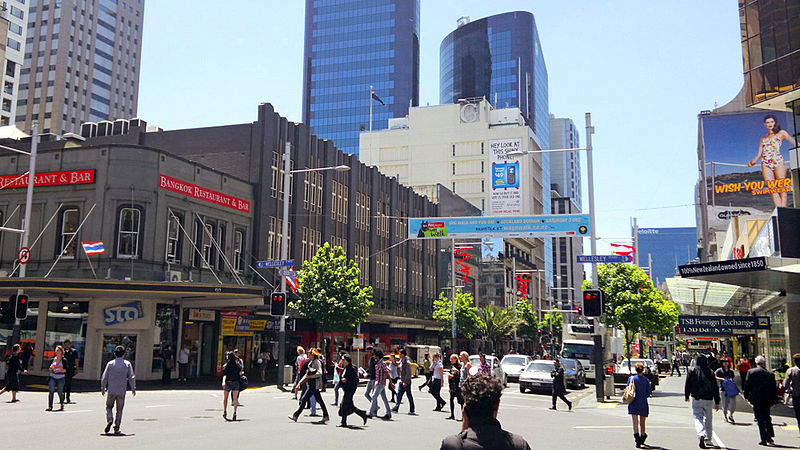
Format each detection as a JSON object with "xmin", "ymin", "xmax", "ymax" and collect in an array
[
  {"xmin": 783, "ymin": 353, "xmax": 800, "ymax": 430},
  {"xmin": 684, "ymin": 354, "xmax": 720, "ymax": 448},
  {"xmin": 364, "ymin": 346, "xmax": 376, "ymax": 401},
  {"xmin": 392, "ymin": 348, "xmax": 416, "ymax": 415},
  {"xmin": 0, "ymin": 344, "xmax": 24, "ymax": 402},
  {"xmin": 258, "ymin": 349, "xmax": 269, "ymax": 383},
  {"xmin": 477, "ymin": 353, "xmax": 491, "ymax": 376},
  {"xmin": 367, "ymin": 349, "xmax": 392, "ymax": 419},
  {"xmin": 332, "ymin": 351, "xmax": 345, "ymax": 406},
  {"xmin": 337, "ymin": 353, "xmax": 368, "ymax": 427},
  {"xmin": 626, "ymin": 362, "xmax": 652, "ymax": 448},
  {"xmin": 439, "ymin": 374, "xmax": 531, "ymax": 449},
  {"xmin": 289, "ymin": 349, "xmax": 329, "ymax": 423},
  {"xmin": 62, "ymin": 339, "xmax": 79, "ymax": 404},
  {"xmin": 430, "ymin": 353, "xmax": 447, "ymax": 411},
  {"xmin": 714, "ymin": 358, "xmax": 739, "ymax": 423},
  {"xmin": 671, "ymin": 352, "xmax": 682, "ymax": 376},
  {"xmin": 459, "ymin": 351, "xmax": 472, "ymax": 384},
  {"xmin": 161, "ymin": 344, "xmax": 174, "ymax": 385},
  {"xmin": 446, "ymin": 354, "xmax": 463, "ymax": 421},
  {"xmin": 419, "ymin": 353, "xmax": 432, "ymax": 391},
  {"xmin": 709, "ymin": 353, "xmax": 722, "ymax": 373},
  {"xmin": 47, "ymin": 345, "xmax": 67, "ymax": 411},
  {"xmin": 100, "ymin": 345, "xmax": 136, "ymax": 435},
  {"xmin": 549, "ymin": 359, "xmax": 572, "ymax": 411},
  {"xmin": 295, "ymin": 352, "xmax": 318, "ymax": 416},
  {"xmin": 388, "ymin": 353, "xmax": 399, "ymax": 403},
  {"xmin": 745, "ymin": 355, "xmax": 779, "ymax": 446},
  {"xmin": 221, "ymin": 351, "xmax": 242, "ymax": 421},
  {"xmin": 738, "ymin": 356, "xmax": 751, "ymax": 388},
  {"xmin": 293, "ymin": 346, "xmax": 306, "ymax": 399},
  {"xmin": 177, "ymin": 343, "xmax": 190, "ymax": 382}
]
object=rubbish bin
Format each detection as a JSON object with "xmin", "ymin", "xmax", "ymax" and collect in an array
[{"xmin": 283, "ymin": 365, "xmax": 293, "ymax": 385}]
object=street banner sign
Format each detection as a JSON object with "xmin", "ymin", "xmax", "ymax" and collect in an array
[
  {"xmin": 408, "ymin": 214, "xmax": 590, "ymax": 239},
  {"xmin": 17, "ymin": 247, "xmax": 30, "ymax": 264},
  {"xmin": 576, "ymin": 255, "xmax": 631, "ymax": 263},
  {"xmin": 677, "ymin": 315, "xmax": 770, "ymax": 335},
  {"xmin": 278, "ymin": 269, "xmax": 296, "ymax": 277},
  {"xmin": 678, "ymin": 257, "xmax": 766, "ymax": 277},
  {"xmin": 256, "ymin": 259, "xmax": 294, "ymax": 268}
]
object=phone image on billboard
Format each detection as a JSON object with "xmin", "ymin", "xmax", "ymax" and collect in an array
[{"xmin": 506, "ymin": 165, "xmax": 516, "ymax": 186}]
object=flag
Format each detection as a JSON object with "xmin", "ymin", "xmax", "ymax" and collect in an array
[
  {"xmin": 285, "ymin": 267, "xmax": 299, "ymax": 293},
  {"xmin": 610, "ymin": 243, "xmax": 635, "ymax": 257},
  {"xmin": 371, "ymin": 88, "xmax": 385, "ymax": 106},
  {"xmin": 81, "ymin": 241, "xmax": 105, "ymax": 255}
]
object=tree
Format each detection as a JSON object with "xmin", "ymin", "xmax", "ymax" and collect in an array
[
  {"xmin": 583, "ymin": 263, "xmax": 679, "ymax": 365},
  {"xmin": 478, "ymin": 304, "xmax": 521, "ymax": 350},
  {"xmin": 291, "ymin": 243, "xmax": 374, "ymax": 332},
  {"xmin": 433, "ymin": 290, "xmax": 483, "ymax": 339},
  {"xmin": 514, "ymin": 299, "xmax": 539, "ymax": 338},
  {"xmin": 538, "ymin": 311, "xmax": 564, "ymax": 343}
]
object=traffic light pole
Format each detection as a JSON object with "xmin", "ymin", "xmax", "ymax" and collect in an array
[
  {"xmin": 10, "ymin": 122, "xmax": 38, "ymax": 347},
  {"xmin": 276, "ymin": 141, "xmax": 290, "ymax": 389}
]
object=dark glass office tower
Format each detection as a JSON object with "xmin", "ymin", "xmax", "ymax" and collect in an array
[
  {"xmin": 440, "ymin": 11, "xmax": 549, "ymax": 147},
  {"xmin": 302, "ymin": 0, "xmax": 420, "ymax": 156}
]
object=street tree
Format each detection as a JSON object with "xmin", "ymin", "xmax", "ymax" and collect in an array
[
  {"xmin": 538, "ymin": 311, "xmax": 564, "ymax": 344},
  {"xmin": 478, "ymin": 304, "xmax": 521, "ymax": 351},
  {"xmin": 514, "ymin": 299, "xmax": 539, "ymax": 338},
  {"xmin": 433, "ymin": 290, "xmax": 483, "ymax": 339},
  {"xmin": 291, "ymin": 243, "xmax": 374, "ymax": 332}
]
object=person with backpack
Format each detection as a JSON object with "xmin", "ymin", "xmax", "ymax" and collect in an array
[
  {"xmin": 685, "ymin": 354, "xmax": 721, "ymax": 448},
  {"xmin": 714, "ymin": 358, "xmax": 739, "ymax": 423},
  {"xmin": 625, "ymin": 362, "xmax": 652, "ymax": 448}
]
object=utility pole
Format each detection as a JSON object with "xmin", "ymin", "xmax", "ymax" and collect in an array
[
  {"xmin": 586, "ymin": 113, "xmax": 605, "ymax": 402},
  {"xmin": 633, "ymin": 217, "xmax": 639, "ymax": 266},
  {"xmin": 451, "ymin": 238, "xmax": 456, "ymax": 345},
  {"xmin": 276, "ymin": 141, "xmax": 291, "ymax": 388}
]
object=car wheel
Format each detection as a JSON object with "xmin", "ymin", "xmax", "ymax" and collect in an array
[
  {"xmin": 519, "ymin": 385, "xmax": 525, "ymax": 393},
  {"xmin": 504, "ymin": 376, "xmax": 508, "ymax": 388}
]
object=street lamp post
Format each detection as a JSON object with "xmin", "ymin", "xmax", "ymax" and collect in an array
[{"xmin": 276, "ymin": 141, "xmax": 349, "ymax": 388}]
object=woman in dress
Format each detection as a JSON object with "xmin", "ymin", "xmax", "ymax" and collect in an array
[
  {"xmin": 748, "ymin": 114, "xmax": 797, "ymax": 207},
  {"xmin": 222, "ymin": 350, "xmax": 243, "ymax": 421},
  {"xmin": 0, "ymin": 344, "xmax": 24, "ymax": 402},
  {"xmin": 628, "ymin": 362, "xmax": 653, "ymax": 448},
  {"xmin": 446, "ymin": 354, "xmax": 463, "ymax": 421},
  {"xmin": 47, "ymin": 345, "xmax": 67, "ymax": 411}
]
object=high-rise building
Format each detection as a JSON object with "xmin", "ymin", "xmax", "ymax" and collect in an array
[
  {"xmin": 1, "ymin": 1, "xmax": 30, "ymax": 127},
  {"xmin": 551, "ymin": 196, "xmax": 584, "ymax": 311},
  {"xmin": 636, "ymin": 227, "xmax": 697, "ymax": 288},
  {"xmin": 549, "ymin": 114, "xmax": 581, "ymax": 203},
  {"xmin": 16, "ymin": 0, "xmax": 144, "ymax": 135},
  {"xmin": 302, "ymin": 0, "xmax": 420, "ymax": 156}
]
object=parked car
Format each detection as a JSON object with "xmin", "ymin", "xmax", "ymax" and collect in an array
[
  {"xmin": 519, "ymin": 360, "xmax": 557, "ymax": 394},
  {"xmin": 500, "ymin": 354, "xmax": 534, "ymax": 382},
  {"xmin": 468, "ymin": 355, "xmax": 507, "ymax": 386},
  {"xmin": 558, "ymin": 358, "xmax": 586, "ymax": 389}
]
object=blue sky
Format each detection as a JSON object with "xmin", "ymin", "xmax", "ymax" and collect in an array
[{"xmin": 137, "ymin": 1, "xmax": 744, "ymax": 255}]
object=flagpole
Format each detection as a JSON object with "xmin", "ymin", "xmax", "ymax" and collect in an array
[
  {"xmin": 369, "ymin": 85, "xmax": 373, "ymax": 135},
  {"xmin": 83, "ymin": 247, "xmax": 98, "ymax": 279}
]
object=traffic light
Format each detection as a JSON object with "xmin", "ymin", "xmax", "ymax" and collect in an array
[
  {"xmin": 582, "ymin": 289, "xmax": 604, "ymax": 317},
  {"xmin": 576, "ymin": 306, "xmax": 583, "ymax": 315},
  {"xmin": 270, "ymin": 292, "xmax": 286, "ymax": 316},
  {"xmin": 14, "ymin": 294, "xmax": 28, "ymax": 320}
]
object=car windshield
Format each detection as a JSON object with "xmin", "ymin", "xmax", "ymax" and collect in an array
[
  {"xmin": 526, "ymin": 362, "xmax": 553, "ymax": 373},
  {"xmin": 562, "ymin": 343, "xmax": 593, "ymax": 359},
  {"xmin": 559, "ymin": 359, "xmax": 577, "ymax": 370},
  {"xmin": 502, "ymin": 356, "xmax": 528, "ymax": 366},
  {"xmin": 619, "ymin": 359, "xmax": 650, "ymax": 369}
]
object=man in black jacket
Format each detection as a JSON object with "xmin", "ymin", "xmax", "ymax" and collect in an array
[
  {"xmin": 744, "ymin": 355, "xmax": 778, "ymax": 446},
  {"xmin": 684, "ymin": 354, "xmax": 720, "ymax": 449},
  {"xmin": 440, "ymin": 374, "xmax": 531, "ymax": 450},
  {"xmin": 338, "ymin": 354, "xmax": 368, "ymax": 427},
  {"xmin": 62, "ymin": 339, "xmax": 79, "ymax": 404},
  {"xmin": 550, "ymin": 359, "xmax": 572, "ymax": 411}
]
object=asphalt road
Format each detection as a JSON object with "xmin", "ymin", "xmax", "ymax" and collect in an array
[{"xmin": 2, "ymin": 374, "xmax": 799, "ymax": 449}]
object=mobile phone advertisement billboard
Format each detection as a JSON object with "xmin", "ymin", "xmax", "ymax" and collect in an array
[{"xmin": 489, "ymin": 138, "xmax": 523, "ymax": 215}]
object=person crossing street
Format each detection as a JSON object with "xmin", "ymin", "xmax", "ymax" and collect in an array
[
  {"xmin": 62, "ymin": 339, "xmax": 79, "ymax": 404},
  {"xmin": 429, "ymin": 353, "xmax": 446, "ymax": 411},
  {"xmin": 549, "ymin": 359, "xmax": 572, "ymax": 411},
  {"xmin": 392, "ymin": 348, "xmax": 416, "ymax": 415},
  {"xmin": 337, "ymin": 354, "xmax": 368, "ymax": 428},
  {"xmin": 367, "ymin": 349, "xmax": 392, "ymax": 419},
  {"xmin": 100, "ymin": 345, "xmax": 136, "ymax": 435}
]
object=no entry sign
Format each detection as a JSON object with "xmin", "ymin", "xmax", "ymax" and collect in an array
[{"xmin": 17, "ymin": 247, "xmax": 30, "ymax": 264}]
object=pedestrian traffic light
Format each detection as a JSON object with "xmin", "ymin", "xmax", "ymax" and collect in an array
[
  {"xmin": 582, "ymin": 289, "xmax": 604, "ymax": 317},
  {"xmin": 270, "ymin": 292, "xmax": 286, "ymax": 316},
  {"xmin": 14, "ymin": 294, "xmax": 28, "ymax": 320}
]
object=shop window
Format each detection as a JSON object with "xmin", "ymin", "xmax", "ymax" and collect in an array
[
  {"xmin": 152, "ymin": 304, "xmax": 177, "ymax": 372},
  {"xmin": 166, "ymin": 212, "xmax": 183, "ymax": 264},
  {"xmin": 58, "ymin": 207, "xmax": 79, "ymax": 258},
  {"xmin": 0, "ymin": 300, "xmax": 38, "ymax": 366},
  {"xmin": 101, "ymin": 334, "xmax": 137, "ymax": 371},
  {"xmin": 233, "ymin": 229, "xmax": 244, "ymax": 273},
  {"xmin": 117, "ymin": 206, "xmax": 142, "ymax": 258},
  {"xmin": 41, "ymin": 301, "xmax": 88, "ymax": 370}
]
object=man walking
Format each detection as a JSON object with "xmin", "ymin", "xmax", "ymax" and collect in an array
[
  {"xmin": 337, "ymin": 354, "xmax": 368, "ymax": 427},
  {"xmin": 745, "ymin": 355, "xmax": 779, "ymax": 446},
  {"xmin": 430, "ymin": 353, "xmax": 447, "ymax": 411},
  {"xmin": 367, "ymin": 349, "xmax": 392, "ymax": 419},
  {"xmin": 550, "ymin": 359, "xmax": 572, "ymax": 411},
  {"xmin": 62, "ymin": 339, "xmax": 79, "ymax": 403},
  {"xmin": 671, "ymin": 352, "xmax": 682, "ymax": 376},
  {"xmin": 419, "ymin": 353, "xmax": 432, "ymax": 391},
  {"xmin": 392, "ymin": 348, "xmax": 416, "ymax": 415},
  {"xmin": 684, "ymin": 354, "xmax": 720, "ymax": 449},
  {"xmin": 783, "ymin": 353, "xmax": 800, "ymax": 430},
  {"xmin": 101, "ymin": 345, "xmax": 136, "ymax": 435}
]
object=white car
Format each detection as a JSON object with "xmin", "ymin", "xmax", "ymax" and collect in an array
[
  {"xmin": 500, "ymin": 355, "xmax": 533, "ymax": 382},
  {"xmin": 468, "ymin": 355, "xmax": 507, "ymax": 387},
  {"xmin": 519, "ymin": 360, "xmax": 557, "ymax": 393}
]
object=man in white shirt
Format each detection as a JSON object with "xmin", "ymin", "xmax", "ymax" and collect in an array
[{"xmin": 177, "ymin": 343, "xmax": 190, "ymax": 382}]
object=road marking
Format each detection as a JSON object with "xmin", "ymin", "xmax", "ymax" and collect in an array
[
  {"xmin": 781, "ymin": 425, "xmax": 800, "ymax": 431},
  {"xmin": 712, "ymin": 431, "xmax": 727, "ymax": 449},
  {"xmin": 61, "ymin": 409, "xmax": 92, "ymax": 414},
  {"xmin": 145, "ymin": 404, "xmax": 172, "ymax": 408},
  {"xmin": 573, "ymin": 425, "xmax": 695, "ymax": 429},
  {"xmin": 27, "ymin": 384, "xmax": 49, "ymax": 389},
  {"xmin": 597, "ymin": 403, "xmax": 617, "ymax": 408}
]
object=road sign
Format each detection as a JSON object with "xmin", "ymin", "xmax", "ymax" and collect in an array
[
  {"xmin": 278, "ymin": 269, "xmax": 296, "ymax": 277},
  {"xmin": 256, "ymin": 259, "xmax": 294, "ymax": 268},
  {"xmin": 576, "ymin": 254, "xmax": 631, "ymax": 263},
  {"xmin": 17, "ymin": 247, "xmax": 30, "ymax": 264}
]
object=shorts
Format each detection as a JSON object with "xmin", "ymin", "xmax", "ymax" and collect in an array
[{"xmin": 224, "ymin": 380, "xmax": 240, "ymax": 392}]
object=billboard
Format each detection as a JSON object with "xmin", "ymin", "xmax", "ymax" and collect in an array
[
  {"xmin": 701, "ymin": 110, "xmax": 795, "ymax": 231},
  {"xmin": 408, "ymin": 214, "xmax": 590, "ymax": 239},
  {"xmin": 488, "ymin": 139, "xmax": 522, "ymax": 215}
]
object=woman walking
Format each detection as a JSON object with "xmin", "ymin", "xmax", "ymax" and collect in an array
[
  {"xmin": 47, "ymin": 345, "xmax": 67, "ymax": 411},
  {"xmin": 0, "ymin": 344, "xmax": 24, "ymax": 402},
  {"xmin": 222, "ymin": 351, "xmax": 243, "ymax": 421},
  {"xmin": 685, "ymin": 354, "xmax": 721, "ymax": 448},
  {"xmin": 290, "ymin": 349, "xmax": 329, "ymax": 423},
  {"xmin": 293, "ymin": 346, "xmax": 307, "ymax": 400},
  {"xmin": 715, "ymin": 358, "xmax": 739, "ymax": 423},
  {"xmin": 446, "ymin": 354, "xmax": 463, "ymax": 421},
  {"xmin": 627, "ymin": 363, "xmax": 653, "ymax": 448}
]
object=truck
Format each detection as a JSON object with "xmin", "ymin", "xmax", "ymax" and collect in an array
[{"xmin": 561, "ymin": 323, "xmax": 624, "ymax": 381}]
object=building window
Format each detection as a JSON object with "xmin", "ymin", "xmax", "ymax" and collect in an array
[
  {"xmin": 233, "ymin": 229, "xmax": 244, "ymax": 273},
  {"xmin": 202, "ymin": 223, "xmax": 215, "ymax": 269},
  {"xmin": 58, "ymin": 208, "xmax": 79, "ymax": 258},
  {"xmin": 166, "ymin": 212, "xmax": 183, "ymax": 264},
  {"xmin": 117, "ymin": 207, "xmax": 141, "ymax": 258},
  {"xmin": 152, "ymin": 304, "xmax": 177, "ymax": 372},
  {"xmin": 217, "ymin": 223, "xmax": 226, "ymax": 271}
]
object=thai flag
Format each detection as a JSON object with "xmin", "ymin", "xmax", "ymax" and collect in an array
[
  {"xmin": 285, "ymin": 267, "xmax": 299, "ymax": 293},
  {"xmin": 370, "ymin": 88, "xmax": 385, "ymax": 106},
  {"xmin": 81, "ymin": 241, "xmax": 105, "ymax": 255}
]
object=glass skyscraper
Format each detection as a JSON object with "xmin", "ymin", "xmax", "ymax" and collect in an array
[{"xmin": 302, "ymin": 0, "xmax": 420, "ymax": 156}]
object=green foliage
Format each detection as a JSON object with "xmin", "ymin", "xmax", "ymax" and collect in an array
[
  {"xmin": 583, "ymin": 263, "xmax": 679, "ymax": 356},
  {"xmin": 291, "ymin": 243, "xmax": 374, "ymax": 332},
  {"xmin": 514, "ymin": 299, "xmax": 539, "ymax": 338},
  {"xmin": 433, "ymin": 290, "xmax": 483, "ymax": 338},
  {"xmin": 478, "ymin": 304, "xmax": 521, "ymax": 347},
  {"xmin": 538, "ymin": 311, "xmax": 564, "ymax": 342}
]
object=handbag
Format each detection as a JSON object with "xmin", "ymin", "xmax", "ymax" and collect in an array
[
  {"xmin": 622, "ymin": 376, "xmax": 637, "ymax": 404},
  {"xmin": 239, "ymin": 375, "xmax": 248, "ymax": 390},
  {"xmin": 722, "ymin": 377, "xmax": 740, "ymax": 397}
]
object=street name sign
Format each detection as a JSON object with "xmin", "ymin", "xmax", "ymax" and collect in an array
[
  {"xmin": 576, "ymin": 255, "xmax": 631, "ymax": 263},
  {"xmin": 278, "ymin": 269, "xmax": 296, "ymax": 277},
  {"xmin": 256, "ymin": 259, "xmax": 294, "ymax": 268}
]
